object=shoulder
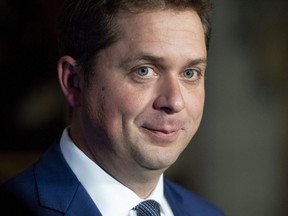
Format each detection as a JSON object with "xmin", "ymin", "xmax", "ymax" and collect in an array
[
  {"xmin": 0, "ymin": 163, "xmax": 36, "ymax": 193},
  {"xmin": 0, "ymin": 142, "xmax": 60, "ymax": 194},
  {"xmin": 0, "ymin": 142, "xmax": 68, "ymax": 215},
  {"xmin": 0, "ymin": 143, "xmax": 57, "ymax": 200},
  {"xmin": 164, "ymin": 178, "xmax": 226, "ymax": 216}
]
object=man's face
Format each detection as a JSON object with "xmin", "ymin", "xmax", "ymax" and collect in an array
[{"xmin": 80, "ymin": 9, "xmax": 207, "ymax": 174}]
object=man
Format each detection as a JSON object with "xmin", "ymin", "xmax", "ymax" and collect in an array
[{"xmin": 0, "ymin": 0, "xmax": 226, "ymax": 215}]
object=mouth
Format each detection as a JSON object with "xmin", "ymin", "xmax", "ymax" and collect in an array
[{"xmin": 141, "ymin": 126, "xmax": 181, "ymax": 143}]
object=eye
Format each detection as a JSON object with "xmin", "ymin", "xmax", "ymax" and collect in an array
[
  {"xmin": 137, "ymin": 67, "xmax": 150, "ymax": 76},
  {"xmin": 184, "ymin": 70, "xmax": 195, "ymax": 78},
  {"xmin": 130, "ymin": 66, "xmax": 158, "ymax": 83},
  {"xmin": 183, "ymin": 69, "xmax": 200, "ymax": 80}
]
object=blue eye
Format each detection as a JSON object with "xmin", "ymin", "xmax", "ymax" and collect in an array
[
  {"xmin": 131, "ymin": 66, "xmax": 158, "ymax": 83},
  {"xmin": 184, "ymin": 70, "xmax": 196, "ymax": 78},
  {"xmin": 137, "ymin": 67, "xmax": 149, "ymax": 76}
]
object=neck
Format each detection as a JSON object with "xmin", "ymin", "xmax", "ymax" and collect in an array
[
  {"xmin": 94, "ymin": 153, "xmax": 165, "ymax": 199},
  {"xmin": 115, "ymin": 169, "xmax": 163, "ymax": 199}
]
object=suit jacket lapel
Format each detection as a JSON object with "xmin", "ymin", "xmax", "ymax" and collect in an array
[
  {"xmin": 164, "ymin": 179, "xmax": 188, "ymax": 216},
  {"xmin": 34, "ymin": 143, "xmax": 102, "ymax": 215},
  {"xmin": 65, "ymin": 184, "xmax": 102, "ymax": 216}
]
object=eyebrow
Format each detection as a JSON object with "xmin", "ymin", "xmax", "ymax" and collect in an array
[
  {"xmin": 119, "ymin": 54, "xmax": 165, "ymax": 69},
  {"xmin": 120, "ymin": 53, "xmax": 207, "ymax": 69},
  {"xmin": 185, "ymin": 58, "xmax": 207, "ymax": 67}
]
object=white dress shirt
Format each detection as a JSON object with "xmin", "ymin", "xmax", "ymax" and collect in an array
[{"xmin": 60, "ymin": 128, "xmax": 174, "ymax": 216}]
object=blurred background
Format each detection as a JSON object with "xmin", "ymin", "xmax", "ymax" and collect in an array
[{"xmin": 0, "ymin": 0, "xmax": 287, "ymax": 215}]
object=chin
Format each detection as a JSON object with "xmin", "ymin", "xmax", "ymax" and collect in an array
[{"xmin": 140, "ymin": 154, "xmax": 180, "ymax": 171}]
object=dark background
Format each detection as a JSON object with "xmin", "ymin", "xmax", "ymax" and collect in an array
[
  {"xmin": 0, "ymin": 1, "xmax": 287, "ymax": 216},
  {"xmin": 0, "ymin": 0, "xmax": 65, "ymax": 151}
]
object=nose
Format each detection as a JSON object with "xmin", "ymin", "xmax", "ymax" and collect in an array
[{"xmin": 153, "ymin": 76, "xmax": 185, "ymax": 113}]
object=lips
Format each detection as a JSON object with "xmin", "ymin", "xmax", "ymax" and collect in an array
[
  {"xmin": 144, "ymin": 127, "xmax": 178, "ymax": 134},
  {"xmin": 141, "ymin": 126, "xmax": 182, "ymax": 143}
]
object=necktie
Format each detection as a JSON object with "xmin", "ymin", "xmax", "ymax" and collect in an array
[{"xmin": 133, "ymin": 199, "xmax": 161, "ymax": 216}]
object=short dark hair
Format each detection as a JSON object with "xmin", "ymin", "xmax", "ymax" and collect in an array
[{"xmin": 58, "ymin": 0, "xmax": 213, "ymax": 85}]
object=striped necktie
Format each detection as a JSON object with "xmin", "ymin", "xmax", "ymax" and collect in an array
[{"xmin": 133, "ymin": 199, "xmax": 161, "ymax": 216}]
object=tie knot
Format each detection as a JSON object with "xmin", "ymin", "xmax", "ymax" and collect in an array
[{"xmin": 133, "ymin": 199, "xmax": 161, "ymax": 216}]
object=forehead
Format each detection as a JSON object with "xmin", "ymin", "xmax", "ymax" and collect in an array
[
  {"xmin": 114, "ymin": 9, "xmax": 206, "ymax": 58},
  {"xmin": 117, "ymin": 9, "xmax": 204, "ymax": 36}
]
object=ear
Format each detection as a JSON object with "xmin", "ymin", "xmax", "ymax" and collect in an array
[{"xmin": 57, "ymin": 56, "xmax": 82, "ymax": 107}]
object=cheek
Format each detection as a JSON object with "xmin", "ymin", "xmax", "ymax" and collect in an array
[
  {"xmin": 186, "ymin": 90, "xmax": 205, "ymax": 120},
  {"xmin": 99, "ymin": 88, "xmax": 149, "ymax": 141},
  {"xmin": 116, "ymin": 92, "xmax": 147, "ymax": 118},
  {"xmin": 102, "ymin": 86, "xmax": 148, "ymax": 122}
]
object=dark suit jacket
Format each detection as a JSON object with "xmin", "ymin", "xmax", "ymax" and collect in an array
[{"xmin": 0, "ymin": 142, "xmax": 225, "ymax": 216}]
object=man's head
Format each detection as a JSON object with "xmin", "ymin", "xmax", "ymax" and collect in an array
[
  {"xmin": 57, "ymin": 0, "xmax": 210, "ymax": 194},
  {"xmin": 58, "ymin": 0, "xmax": 212, "ymax": 86}
]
